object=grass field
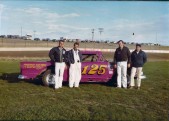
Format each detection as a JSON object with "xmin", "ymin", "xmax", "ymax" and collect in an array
[{"xmin": 0, "ymin": 61, "xmax": 169, "ymax": 120}]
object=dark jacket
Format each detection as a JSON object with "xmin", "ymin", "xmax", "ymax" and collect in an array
[
  {"xmin": 49, "ymin": 46, "xmax": 67, "ymax": 62},
  {"xmin": 67, "ymin": 49, "xmax": 82, "ymax": 64},
  {"xmin": 131, "ymin": 50, "xmax": 147, "ymax": 67},
  {"xmin": 114, "ymin": 46, "xmax": 131, "ymax": 64}
]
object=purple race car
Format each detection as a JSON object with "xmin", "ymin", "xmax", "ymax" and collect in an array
[{"xmin": 18, "ymin": 51, "xmax": 115, "ymax": 86}]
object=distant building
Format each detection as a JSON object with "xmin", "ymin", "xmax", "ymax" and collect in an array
[
  {"xmin": 26, "ymin": 34, "xmax": 32, "ymax": 40},
  {"xmin": 0, "ymin": 35, "xmax": 6, "ymax": 38}
]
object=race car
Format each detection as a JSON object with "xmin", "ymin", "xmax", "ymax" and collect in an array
[
  {"xmin": 18, "ymin": 51, "xmax": 115, "ymax": 86},
  {"xmin": 18, "ymin": 51, "xmax": 146, "ymax": 86}
]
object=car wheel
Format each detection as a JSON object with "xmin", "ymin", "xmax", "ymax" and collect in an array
[{"xmin": 42, "ymin": 69, "xmax": 52, "ymax": 86}]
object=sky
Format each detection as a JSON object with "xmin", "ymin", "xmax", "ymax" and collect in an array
[{"xmin": 0, "ymin": 1, "xmax": 169, "ymax": 45}]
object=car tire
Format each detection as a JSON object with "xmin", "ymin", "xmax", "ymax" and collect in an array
[{"xmin": 42, "ymin": 69, "xmax": 52, "ymax": 86}]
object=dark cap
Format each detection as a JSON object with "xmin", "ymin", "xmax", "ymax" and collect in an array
[
  {"xmin": 136, "ymin": 44, "xmax": 141, "ymax": 47},
  {"xmin": 117, "ymin": 40, "xmax": 125, "ymax": 44}
]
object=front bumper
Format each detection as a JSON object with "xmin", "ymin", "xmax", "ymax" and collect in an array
[{"xmin": 18, "ymin": 75, "xmax": 25, "ymax": 79}]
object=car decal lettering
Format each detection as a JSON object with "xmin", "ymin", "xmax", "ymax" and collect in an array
[
  {"xmin": 88, "ymin": 64, "xmax": 99, "ymax": 75},
  {"xmin": 82, "ymin": 64, "xmax": 107, "ymax": 75},
  {"xmin": 98, "ymin": 65, "xmax": 107, "ymax": 75},
  {"xmin": 23, "ymin": 64, "xmax": 46, "ymax": 70},
  {"xmin": 82, "ymin": 65, "xmax": 89, "ymax": 74}
]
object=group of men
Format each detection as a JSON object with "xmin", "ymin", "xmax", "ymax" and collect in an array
[
  {"xmin": 114, "ymin": 40, "xmax": 147, "ymax": 89},
  {"xmin": 49, "ymin": 40, "xmax": 82, "ymax": 89},
  {"xmin": 49, "ymin": 39, "xmax": 147, "ymax": 90}
]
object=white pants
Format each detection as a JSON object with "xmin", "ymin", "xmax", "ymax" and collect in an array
[
  {"xmin": 69, "ymin": 62, "xmax": 81, "ymax": 88},
  {"xmin": 130, "ymin": 67, "xmax": 142, "ymax": 87},
  {"xmin": 117, "ymin": 61, "xmax": 127, "ymax": 88},
  {"xmin": 55, "ymin": 62, "xmax": 65, "ymax": 89}
]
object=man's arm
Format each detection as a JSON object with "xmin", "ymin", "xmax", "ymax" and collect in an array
[
  {"xmin": 114, "ymin": 49, "xmax": 117, "ymax": 64},
  {"xmin": 79, "ymin": 51, "xmax": 83, "ymax": 62},
  {"xmin": 49, "ymin": 48, "xmax": 55, "ymax": 62},
  {"xmin": 113, "ymin": 50, "xmax": 117, "ymax": 68},
  {"xmin": 130, "ymin": 52, "xmax": 134, "ymax": 65},
  {"xmin": 127, "ymin": 48, "xmax": 131, "ymax": 68},
  {"xmin": 127, "ymin": 48, "xmax": 131, "ymax": 64},
  {"xmin": 64, "ymin": 51, "xmax": 69, "ymax": 64},
  {"xmin": 67, "ymin": 50, "xmax": 72, "ymax": 64},
  {"xmin": 143, "ymin": 52, "xmax": 147, "ymax": 64}
]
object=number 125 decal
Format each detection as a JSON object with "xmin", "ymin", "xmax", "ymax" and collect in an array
[{"xmin": 82, "ymin": 64, "xmax": 107, "ymax": 75}]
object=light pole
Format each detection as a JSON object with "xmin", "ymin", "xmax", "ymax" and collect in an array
[
  {"xmin": 91, "ymin": 29, "xmax": 94, "ymax": 41},
  {"xmin": 98, "ymin": 28, "xmax": 104, "ymax": 42},
  {"xmin": 92, "ymin": 29, "xmax": 95, "ymax": 49},
  {"xmin": 0, "ymin": 8, "xmax": 3, "ymax": 46},
  {"xmin": 33, "ymin": 30, "xmax": 36, "ymax": 40},
  {"xmin": 21, "ymin": 26, "xmax": 22, "ymax": 37}
]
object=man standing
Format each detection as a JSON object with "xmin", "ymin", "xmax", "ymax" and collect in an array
[
  {"xmin": 49, "ymin": 40, "xmax": 66, "ymax": 89},
  {"xmin": 130, "ymin": 44, "xmax": 147, "ymax": 89},
  {"xmin": 114, "ymin": 40, "xmax": 131, "ymax": 89},
  {"xmin": 67, "ymin": 42, "xmax": 82, "ymax": 88}
]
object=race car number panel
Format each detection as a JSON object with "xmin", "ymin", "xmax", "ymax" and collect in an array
[{"xmin": 82, "ymin": 64, "xmax": 107, "ymax": 75}]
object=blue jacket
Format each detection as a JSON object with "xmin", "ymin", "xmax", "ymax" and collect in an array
[
  {"xmin": 49, "ymin": 46, "xmax": 67, "ymax": 62},
  {"xmin": 67, "ymin": 49, "xmax": 82, "ymax": 64},
  {"xmin": 131, "ymin": 50, "xmax": 147, "ymax": 67}
]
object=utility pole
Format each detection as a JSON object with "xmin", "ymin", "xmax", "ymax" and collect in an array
[
  {"xmin": 91, "ymin": 29, "xmax": 94, "ymax": 42},
  {"xmin": 0, "ymin": 10, "xmax": 3, "ymax": 46},
  {"xmin": 133, "ymin": 32, "xmax": 135, "ymax": 46},
  {"xmin": 21, "ymin": 26, "xmax": 22, "ymax": 37},
  {"xmin": 33, "ymin": 30, "xmax": 36, "ymax": 40},
  {"xmin": 156, "ymin": 32, "xmax": 157, "ymax": 44},
  {"xmin": 98, "ymin": 28, "xmax": 104, "ymax": 42},
  {"xmin": 91, "ymin": 29, "xmax": 95, "ymax": 49}
]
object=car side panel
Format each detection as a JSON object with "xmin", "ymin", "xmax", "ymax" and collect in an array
[{"xmin": 20, "ymin": 61, "xmax": 52, "ymax": 79}]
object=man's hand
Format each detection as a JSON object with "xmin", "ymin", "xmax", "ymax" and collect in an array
[
  {"xmin": 114, "ymin": 64, "xmax": 117, "ymax": 68},
  {"xmin": 127, "ymin": 63, "xmax": 130, "ymax": 68},
  {"xmin": 65, "ymin": 64, "xmax": 68, "ymax": 69}
]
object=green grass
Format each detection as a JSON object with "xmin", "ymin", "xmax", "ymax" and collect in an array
[{"xmin": 0, "ymin": 61, "xmax": 169, "ymax": 120}]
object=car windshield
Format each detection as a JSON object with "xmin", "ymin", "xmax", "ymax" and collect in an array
[{"xmin": 82, "ymin": 54, "xmax": 98, "ymax": 62}]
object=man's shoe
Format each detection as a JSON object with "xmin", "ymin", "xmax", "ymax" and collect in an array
[
  {"xmin": 137, "ymin": 87, "xmax": 140, "ymax": 90},
  {"xmin": 129, "ymin": 86, "xmax": 134, "ymax": 89},
  {"xmin": 54, "ymin": 87, "xmax": 59, "ymax": 90},
  {"xmin": 116, "ymin": 87, "xmax": 121, "ymax": 88}
]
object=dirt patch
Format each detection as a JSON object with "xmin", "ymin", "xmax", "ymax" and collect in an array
[{"xmin": 0, "ymin": 51, "xmax": 169, "ymax": 61}]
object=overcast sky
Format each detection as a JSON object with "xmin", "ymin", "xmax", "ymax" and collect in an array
[{"xmin": 0, "ymin": 1, "xmax": 169, "ymax": 45}]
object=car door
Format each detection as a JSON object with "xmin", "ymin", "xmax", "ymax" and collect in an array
[{"xmin": 81, "ymin": 54, "xmax": 109, "ymax": 82}]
